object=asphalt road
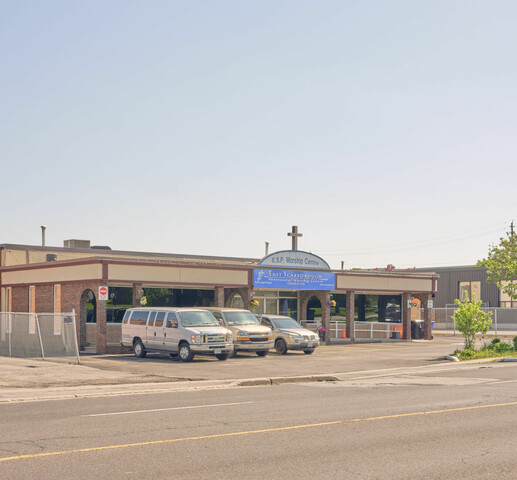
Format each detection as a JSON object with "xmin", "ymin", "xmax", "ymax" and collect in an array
[{"xmin": 1, "ymin": 361, "xmax": 516, "ymax": 479}]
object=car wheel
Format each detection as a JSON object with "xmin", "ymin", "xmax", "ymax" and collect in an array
[
  {"xmin": 275, "ymin": 339, "xmax": 288, "ymax": 355},
  {"xmin": 216, "ymin": 353, "xmax": 229, "ymax": 361},
  {"xmin": 256, "ymin": 350, "xmax": 268, "ymax": 357},
  {"xmin": 178, "ymin": 343, "xmax": 194, "ymax": 362},
  {"xmin": 133, "ymin": 339, "xmax": 146, "ymax": 358},
  {"xmin": 304, "ymin": 349, "xmax": 315, "ymax": 355}
]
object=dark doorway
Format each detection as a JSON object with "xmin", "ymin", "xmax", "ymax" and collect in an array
[{"xmin": 306, "ymin": 296, "xmax": 322, "ymax": 322}]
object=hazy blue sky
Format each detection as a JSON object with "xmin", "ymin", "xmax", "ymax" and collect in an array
[{"xmin": 1, "ymin": 1, "xmax": 516, "ymax": 269}]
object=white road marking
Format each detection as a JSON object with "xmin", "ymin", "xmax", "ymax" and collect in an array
[{"xmin": 83, "ymin": 401, "xmax": 254, "ymax": 417}]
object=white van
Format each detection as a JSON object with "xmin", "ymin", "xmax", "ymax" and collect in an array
[{"xmin": 121, "ymin": 307, "xmax": 233, "ymax": 362}]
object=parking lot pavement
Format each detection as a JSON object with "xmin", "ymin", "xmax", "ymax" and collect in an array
[{"xmin": 0, "ymin": 336, "xmax": 468, "ymax": 403}]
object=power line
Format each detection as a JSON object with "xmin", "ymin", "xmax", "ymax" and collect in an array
[{"xmin": 314, "ymin": 222, "xmax": 506, "ymax": 256}]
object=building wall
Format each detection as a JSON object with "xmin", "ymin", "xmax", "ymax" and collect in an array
[
  {"xmin": 336, "ymin": 273, "xmax": 434, "ymax": 293},
  {"xmin": 108, "ymin": 263, "xmax": 248, "ymax": 287},
  {"xmin": 11, "ymin": 286, "xmax": 29, "ymax": 312},
  {"xmin": 415, "ymin": 266, "xmax": 499, "ymax": 307},
  {"xmin": 1, "ymin": 263, "xmax": 102, "ymax": 285}
]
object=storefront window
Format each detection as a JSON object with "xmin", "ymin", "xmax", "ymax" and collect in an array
[
  {"xmin": 142, "ymin": 288, "xmax": 214, "ymax": 307},
  {"xmin": 254, "ymin": 291, "xmax": 299, "ymax": 320},
  {"xmin": 107, "ymin": 286, "xmax": 133, "ymax": 323}
]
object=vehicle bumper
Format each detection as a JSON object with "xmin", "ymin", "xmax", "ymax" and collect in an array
[
  {"xmin": 234, "ymin": 341, "xmax": 274, "ymax": 352},
  {"xmin": 190, "ymin": 343, "xmax": 234, "ymax": 355},
  {"xmin": 286, "ymin": 341, "xmax": 319, "ymax": 350}
]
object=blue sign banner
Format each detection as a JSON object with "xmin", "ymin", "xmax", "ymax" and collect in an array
[{"xmin": 253, "ymin": 268, "xmax": 335, "ymax": 291}]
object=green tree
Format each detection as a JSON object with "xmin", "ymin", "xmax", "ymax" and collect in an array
[
  {"xmin": 452, "ymin": 294, "xmax": 492, "ymax": 350},
  {"xmin": 477, "ymin": 233, "xmax": 517, "ymax": 300}
]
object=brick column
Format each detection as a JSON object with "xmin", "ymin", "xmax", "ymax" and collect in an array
[
  {"xmin": 299, "ymin": 291, "xmax": 312, "ymax": 326},
  {"xmin": 346, "ymin": 291, "xmax": 355, "ymax": 341},
  {"xmin": 132, "ymin": 283, "xmax": 144, "ymax": 307},
  {"xmin": 214, "ymin": 287, "xmax": 225, "ymax": 307},
  {"xmin": 239, "ymin": 288, "xmax": 254, "ymax": 310},
  {"xmin": 423, "ymin": 293, "xmax": 432, "ymax": 340},
  {"xmin": 402, "ymin": 293, "xmax": 411, "ymax": 340},
  {"xmin": 96, "ymin": 295, "xmax": 107, "ymax": 354},
  {"xmin": 322, "ymin": 292, "xmax": 331, "ymax": 345}
]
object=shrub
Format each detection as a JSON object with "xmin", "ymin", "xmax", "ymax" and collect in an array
[
  {"xmin": 452, "ymin": 294, "xmax": 492, "ymax": 350},
  {"xmin": 514, "ymin": 336, "xmax": 517, "ymax": 350}
]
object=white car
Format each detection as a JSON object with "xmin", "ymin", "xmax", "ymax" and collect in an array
[{"xmin": 259, "ymin": 314, "xmax": 319, "ymax": 355}]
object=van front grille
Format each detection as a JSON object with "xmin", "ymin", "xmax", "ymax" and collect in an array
[{"xmin": 204, "ymin": 334, "xmax": 226, "ymax": 343}]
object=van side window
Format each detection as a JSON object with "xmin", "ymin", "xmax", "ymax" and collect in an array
[
  {"xmin": 129, "ymin": 310, "xmax": 149, "ymax": 326},
  {"xmin": 122, "ymin": 310, "xmax": 131, "ymax": 324},
  {"xmin": 155, "ymin": 311, "xmax": 165, "ymax": 327},
  {"xmin": 166, "ymin": 312, "xmax": 178, "ymax": 328},
  {"xmin": 148, "ymin": 311, "xmax": 157, "ymax": 326}
]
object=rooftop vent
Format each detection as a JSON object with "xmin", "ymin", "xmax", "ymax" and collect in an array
[{"xmin": 63, "ymin": 239, "xmax": 91, "ymax": 249}]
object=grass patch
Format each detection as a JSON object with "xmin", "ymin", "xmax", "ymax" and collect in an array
[{"xmin": 453, "ymin": 336, "xmax": 517, "ymax": 360}]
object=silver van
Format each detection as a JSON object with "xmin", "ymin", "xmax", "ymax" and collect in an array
[
  {"xmin": 121, "ymin": 307, "xmax": 233, "ymax": 362},
  {"xmin": 202, "ymin": 308, "xmax": 273, "ymax": 357}
]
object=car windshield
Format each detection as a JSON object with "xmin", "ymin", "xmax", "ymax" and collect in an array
[
  {"xmin": 224, "ymin": 311, "xmax": 260, "ymax": 326},
  {"xmin": 179, "ymin": 311, "xmax": 219, "ymax": 327},
  {"xmin": 271, "ymin": 317, "xmax": 301, "ymax": 329}
]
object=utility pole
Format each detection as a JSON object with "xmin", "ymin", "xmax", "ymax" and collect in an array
[{"xmin": 508, "ymin": 221, "xmax": 514, "ymax": 237}]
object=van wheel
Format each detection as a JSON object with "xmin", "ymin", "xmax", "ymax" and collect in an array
[
  {"xmin": 216, "ymin": 353, "xmax": 229, "ymax": 361},
  {"xmin": 133, "ymin": 339, "xmax": 146, "ymax": 358},
  {"xmin": 256, "ymin": 350, "xmax": 268, "ymax": 357},
  {"xmin": 275, "ymin": 339, "xmax": 288, "ymax": 355},
  {"xmin": 178, "ymin": 343, "xmax": 194, "ymax": 362},
  {"xmin": 304, "ymin": 349, "xmax": 315, "ymax": 355}
]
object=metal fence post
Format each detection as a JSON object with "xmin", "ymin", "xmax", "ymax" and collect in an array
[
  {"xmin": 35, "ymin": 313, "xmax": 45, "ymax": 360},
  {"xmin": 494, "ymin": 308, "xmax": 498, "ymax": 337},
  {"xmin": 72, "ymin": 309, "xmax": 80, "ymax": 364},
  {"xmin": 8, "ymin": 313, "xmax": 12, "ymax": 357}
]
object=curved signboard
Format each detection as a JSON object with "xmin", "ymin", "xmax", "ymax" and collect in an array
[
  {"xmin": 259, "ymin": 250, "xmax": 330, "ymax": 270},
  {"xmin": 254, "ymin": 268, "xmax": 335, "ymax": 290}
]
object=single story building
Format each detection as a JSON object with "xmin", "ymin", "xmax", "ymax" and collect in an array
[{"xmin": 1, "ymin": 239, "xmax": 439, "ymax": 353}]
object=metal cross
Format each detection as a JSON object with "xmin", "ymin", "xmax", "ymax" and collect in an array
[{"xmin": 288, "ymin": 225, "xmax": 303, "ymax": 250}]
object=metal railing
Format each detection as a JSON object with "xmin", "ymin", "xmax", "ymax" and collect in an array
[
  {"xmin": 312, "ymin": 320, "xmax": 404, "ymax": 340},
  {"xmin": 432, "ymin": 307, "xmax": 517, "ymax": 335},
  {"xmin": 0, "ymin": 311, "xmax": 80, "ymax": 363}
]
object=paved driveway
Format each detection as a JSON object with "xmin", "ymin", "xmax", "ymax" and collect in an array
[{"xmin": 78, "ymin": 335, "xmax": 465, "ymax": 381}]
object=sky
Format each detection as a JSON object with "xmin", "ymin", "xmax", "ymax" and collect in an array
[{"xmin": 1, "ymin": 1, "xmax": 516, "ymax": 269}]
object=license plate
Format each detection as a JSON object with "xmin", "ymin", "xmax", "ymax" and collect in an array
[
  {"xmin": 307, "ymin": 343, "xmax": 313, "ymax": 348},
  {"xmin": 214, "ymin": 349, "xmax": 222, "ymax": 354}
]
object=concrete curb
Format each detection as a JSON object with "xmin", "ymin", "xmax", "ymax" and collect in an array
[{"xmin": 237, "ymin": 375, "xmax": 339, "ymax": 387}]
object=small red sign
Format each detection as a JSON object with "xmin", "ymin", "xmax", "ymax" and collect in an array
[{"xmin": 99, "ymin": 286, "xmax": 108, "ymax": 299}]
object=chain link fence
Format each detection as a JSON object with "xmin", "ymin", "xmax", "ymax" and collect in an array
[
  {"xmin": 0, "ymin": 311, "xmax": 80, "ymax": 363},
  {"xmin": 433, "ymin": 306, "xmax": 517, "ymax": 335}
]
